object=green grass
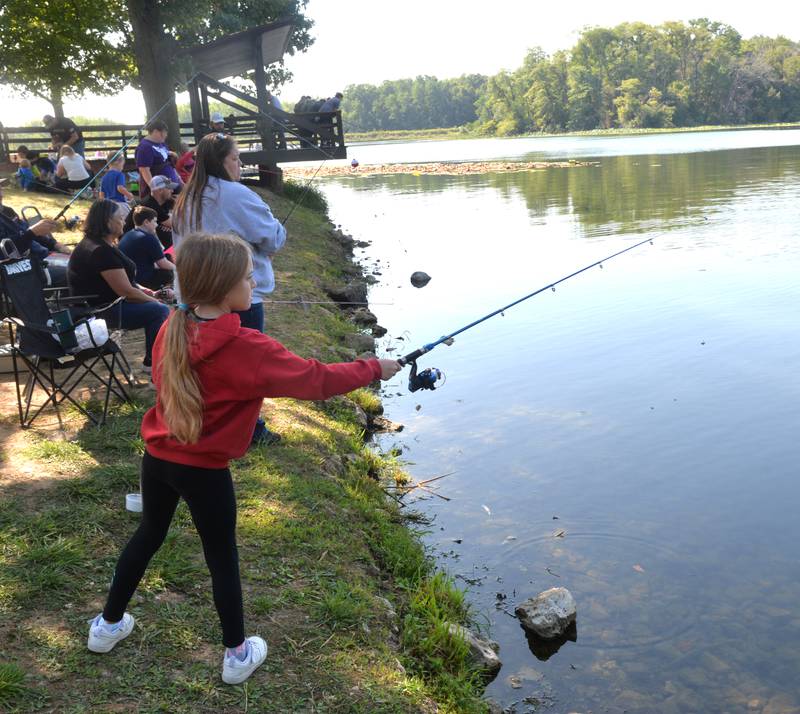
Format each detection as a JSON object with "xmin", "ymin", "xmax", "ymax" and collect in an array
[
  {"xmin": 0, "ymin": 185, "xmax": 491, "ymax": 712},
  {"xmin": 23, "ymin": 438, "xmax": 91, "ymax": 463},
  {"xmin": 0, "ymin": 663, "xmax": 28, "ymax": 708},
  {"xmin": 282, "ymin": 177, "xmax": 329, "ymax": 213},
  {"xmin": 348, "ymin": 387, "xmax": 384, "ymax": 415}
]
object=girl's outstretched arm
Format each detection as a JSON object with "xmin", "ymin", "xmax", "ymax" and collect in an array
[{"xmin": 252, "ymin": 335, "xmax": 399, "ymax": 400}]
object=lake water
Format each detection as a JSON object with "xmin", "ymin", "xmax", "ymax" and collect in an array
[{"xmin": 315, "ymin": 130, "xmax": 800, "ymax": 713}]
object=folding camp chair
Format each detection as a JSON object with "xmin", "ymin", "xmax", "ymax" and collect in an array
[
  {"xmin": 0, "ymin": 249, "xmax": 133, "ymax": 428},
  {"xmin": 21, "ymin": 206, "xmax": 43, "ymax": 226}
]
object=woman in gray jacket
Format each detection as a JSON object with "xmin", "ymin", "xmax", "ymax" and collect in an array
[{"xmin": 172, "ymin": 133, "xmax": 287, "ymax": 444}]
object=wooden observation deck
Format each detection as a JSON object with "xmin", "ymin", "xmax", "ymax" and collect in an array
[
  {"xmin": 182, "ymin": 19, "xmax": 347, "ymax": 186},
  {"xmin": 0, "ymin": 19, "xmax": 346, "ymax": 188}
]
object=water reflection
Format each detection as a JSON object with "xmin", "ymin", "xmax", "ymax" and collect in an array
[
  {"xmin": 526, "ymin": 624, "xmax": 578, "ymax": 662},
  {"xmin": 331, "ymin": 146, "xmax": 800, "ymax": 235},
  {"xmin": 319, "ymin": 137, "xmax": 800, "ymax": 713}
]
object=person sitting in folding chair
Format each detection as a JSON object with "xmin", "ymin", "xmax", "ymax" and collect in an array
[
  {"xmin": 0, "ymin": 247, "xmax": 133, "ymax": 428},
  {"xmin": 68, "ymin": 200, "xmax": 172, "ymax": 376},
  {"xmin": 0, "ymin": 178, "xmax": 69, "ymax": 258}
]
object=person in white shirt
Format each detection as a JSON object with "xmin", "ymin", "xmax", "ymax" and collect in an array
[{"xmin": 55, "ymin": 145, "xmax": 94, "ymax": 191}]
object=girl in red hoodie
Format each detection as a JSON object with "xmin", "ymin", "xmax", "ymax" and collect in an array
[{"xmin": 86, "ymin": 232, "xmax": 400, "ymax": 684}]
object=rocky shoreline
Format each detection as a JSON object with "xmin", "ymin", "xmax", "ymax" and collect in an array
[{"xmin": 285, "ymin": 159, "xmax": 594, "ymax": 179}]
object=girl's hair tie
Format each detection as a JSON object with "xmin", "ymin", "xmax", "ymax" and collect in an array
[{"xmin": 177, "ymin": 303, "xmax": 191, "ymax": 312}]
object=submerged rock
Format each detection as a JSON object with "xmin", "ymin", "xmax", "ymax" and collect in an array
[
  {"xmin": 410, "ymin": 271, "xmax": 431, "ymax": 288},
  {"xmin": 515, "ymin": 587, "xmax": 577, "ymax": 639},
  {"xmin": 446, "ymin": 623, "xmax": 502, "ymax": 677}
]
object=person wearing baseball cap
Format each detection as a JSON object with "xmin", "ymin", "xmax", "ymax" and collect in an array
[
  {"xmin": 210, "ymin": 112, "xmax": 226, "ymax": 132},
  {"xmin": 123, "ymin": 174, "xmax": 176, "ymax": 249}
]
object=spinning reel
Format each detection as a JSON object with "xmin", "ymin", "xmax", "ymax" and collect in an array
[{"xmin": 407, "ymin": 360, "xmax": 445, "ymax": 392}]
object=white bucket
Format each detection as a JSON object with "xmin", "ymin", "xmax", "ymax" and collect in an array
[{"xmin": 125, "ymin": 493, "xmax": 142, "ymax": 512}]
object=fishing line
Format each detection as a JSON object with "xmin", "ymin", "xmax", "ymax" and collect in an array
[
  {"xmin": 256, "ymin": 110, "xmax": 346, "ymax": 227},
  {"xmin": 52, "ymin": 91, "xmax": 185, "ymax": 221},
  {"xmin": 397, "ymin": 235, "xmax": 657, "ymax": 391}
]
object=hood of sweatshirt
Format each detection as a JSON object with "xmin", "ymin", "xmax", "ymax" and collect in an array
[{"xmin": 186, "ymin": 312, "xmax": 243, "ymax": 366}]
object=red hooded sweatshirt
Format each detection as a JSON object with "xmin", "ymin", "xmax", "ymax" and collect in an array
[{"xmin": 142, "ymin": 313, "xmax": 382, "ymax": 468}]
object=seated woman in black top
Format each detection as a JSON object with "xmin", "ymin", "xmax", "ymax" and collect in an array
[{"xmin": 67, "ymin": 200, "xmax": 171, "ymax": 371}]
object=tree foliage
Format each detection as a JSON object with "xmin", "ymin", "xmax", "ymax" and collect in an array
[
  {"xmin": 474, "ymin": 20, "xmax": 800, "ymax": 134},
  {"xmin": 341, "ymin": 20, "xmax": 800, "ymax": 136},
  {"xmin": 343, "ymin": 75, "xmax": 487, "ymax": 132},
  {"xmin": 0, "ymin": 0, "xmax": 133, "ymax": 117},
  {"xmin": 125, "ymin": 0, "xmax": 314, "ymax": 147},
  {"xmin": 1, "ymin": 0, "xmax": 313, "ymax": 142}
]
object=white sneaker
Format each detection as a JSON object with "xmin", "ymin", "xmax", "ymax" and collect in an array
[
  {"xmin": 87, "ymin": 613, "xmax": 135, "ymax": 653},
  {"xmin": 221, "ymin": 636, "xmax": 268, "ymax": 684}
]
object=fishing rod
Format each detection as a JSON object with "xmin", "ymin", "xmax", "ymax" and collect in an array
[
  {"xmin": 397, "ymin": 235, "xmax": 656, "ymax": 392},
  {"xmin": 226, "ymin": 98, "xmax": 346, "ymax": 226},
  {"xmin": 52, "ymin": 92, "xmax": 182, "ymax": 221},
  {"xmin": 266, "ymin": 111, "xmax": 342, "ymax": 227}
]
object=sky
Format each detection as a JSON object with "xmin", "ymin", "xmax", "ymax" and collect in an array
[{"xmin": 2, "ymin": 0, "xmax": 799, "ymax": 126}]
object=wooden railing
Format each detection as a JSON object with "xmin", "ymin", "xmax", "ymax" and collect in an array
[
  {"xmin": 187, "ymin": 73, "xmax": 346, "ymax": 163},
  {"xmin": 0, "ymin": 123, "xmax": 196, "ymax": 165},
  {"xmin": 0, "ymin": 112, "xmax": 345, "ymax": 168}
]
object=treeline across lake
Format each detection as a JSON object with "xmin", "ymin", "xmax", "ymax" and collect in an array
[{"xmin": 343, "ymin": 19, "xmax": 800, "ymax": 136}]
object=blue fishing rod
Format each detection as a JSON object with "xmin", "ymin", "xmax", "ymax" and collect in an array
[{"xmin": 397, "ymin": 235, "xmax": 655, "ymax": 392}]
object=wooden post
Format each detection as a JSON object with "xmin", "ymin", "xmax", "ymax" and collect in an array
[
  {"xmin": 252, "ymin": 33, "xmax": 282, "ymax": 190},
  {"xmin": 188, "ymin": 78, "xmax": 204, "ymax": 144},
  {"xmin": 0, "ymin": 123, "xmax": 8, "ymax": 163},
  {"xmin": 200, "ymin": 84, "xmax": 210, "ymax": 127},
  {"xmin": 253, "ymin": 35, "xmax": 269, "ymax": 116}
]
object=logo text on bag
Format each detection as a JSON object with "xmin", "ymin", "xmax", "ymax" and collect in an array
[{"xmin": 4, "ymin": 260, "xmax": 32, "ymax": 275}]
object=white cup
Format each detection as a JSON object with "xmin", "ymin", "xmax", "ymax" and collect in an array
[{"xmin": 125, "ymin": 493, "xmax": 143, "ymax": 512}]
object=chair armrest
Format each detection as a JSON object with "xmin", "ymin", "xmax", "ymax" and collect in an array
[
  {"xmin": 2, "ymin": 315, "xmax": 56, "ymax": 333},
  {"xmin": 89, "ymin": 297, "xmax": 124, "ymax": 316}
]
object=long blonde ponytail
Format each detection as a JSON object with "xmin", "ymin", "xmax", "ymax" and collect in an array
[
  {"xmin": 157, "ymin": 232, "xmax": 252, "ymax": 444},
  {"xmin": 159, "ymin": 309, "xmax": 204, "ymax": 444}
]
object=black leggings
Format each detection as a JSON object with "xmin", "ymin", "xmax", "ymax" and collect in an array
[{"xmin": 103, "ymin": 451, "xmax": 244, "ymax": 646}]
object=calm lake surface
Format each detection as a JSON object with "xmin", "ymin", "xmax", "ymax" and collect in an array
[{"xmin": 316, "ymin": 130, "xmax": 800, "ymax": 713}]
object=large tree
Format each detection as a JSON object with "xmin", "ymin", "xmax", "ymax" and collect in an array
[
  {"xmin": 126, "ymin": 0, "xmax": 314, "ymax": 147},
  {"xmin": 0, "ymin": 0, "xmax": 132, "ymax": 117}
]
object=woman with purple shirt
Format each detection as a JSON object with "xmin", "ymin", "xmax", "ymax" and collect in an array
[{"xmin": 135, "ymin": 120, "xmax": 183, "ymax": 198}]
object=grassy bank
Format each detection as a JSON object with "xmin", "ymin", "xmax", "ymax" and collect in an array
[
  {"xmin": 0, "ymin": 183, "xmax": 491, "ymax": 712},
  {"xmin": 346, "ymin": 120, "xmax": 800, "ymax": 145}
]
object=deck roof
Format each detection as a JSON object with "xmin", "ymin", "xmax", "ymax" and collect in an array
[{"xmin": 185, "ymin": 19, "xmax": 294, "ymax": 80}]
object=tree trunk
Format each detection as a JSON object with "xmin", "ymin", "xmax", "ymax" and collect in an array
[
  {"xmin": 127, "ymin": 0, "xmax": 181, "ymax": 150},
  {"xmin": 50, "ymin": 87, "xmax": 64, "ymax": 118}
]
